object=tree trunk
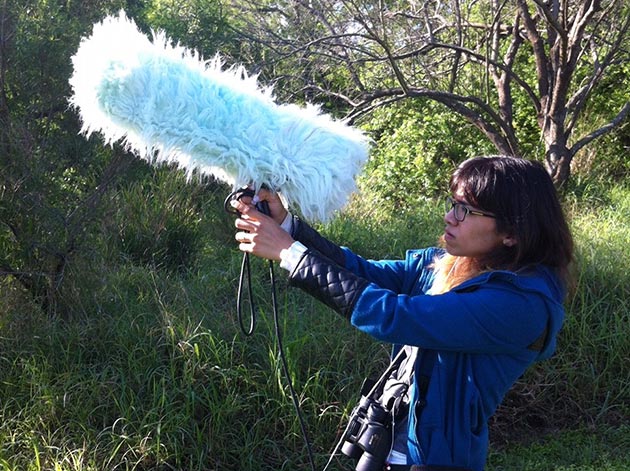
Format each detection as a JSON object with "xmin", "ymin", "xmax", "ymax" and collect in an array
[{"xmin": 545, "ymin": 145, "xmax": 572, "ymax": 188}]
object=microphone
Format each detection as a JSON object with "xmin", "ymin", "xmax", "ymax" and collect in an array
[{"xmin": 69, "ymin": 11, "xmax": 370, "ymax": 221}]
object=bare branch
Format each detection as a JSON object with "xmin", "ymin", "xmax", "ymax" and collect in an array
[
  {"xmin": 517, "ymin": 0, "xmax": 551, "ymax": 99},
  {"xmin": 227, "ymin": 0, "xmax": 630, "ymax": 186},
  {"xmin": 571, "ymin": 102, "xmax": 630, "ymax": 156},
  {"xmin": 429, "ymin": 41, "xmax": 540, "ymax": 113},
  {"xmin": 531, "ymin": 0, "xmax": 566, "ymax": 41},
  {"xmin": 566, "ymin": 12, "xmax": 630, "ymax": 135}
]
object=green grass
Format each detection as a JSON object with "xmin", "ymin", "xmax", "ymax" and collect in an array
[
  {"xmin": 1, "ymin": 182, "xmax": 629, "ymax": 470},
  {"xmin": 487, "ymin": 426, "xmax": 630, "ymax": 471}
]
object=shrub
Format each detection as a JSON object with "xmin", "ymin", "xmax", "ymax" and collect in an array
[
  {"xmin": 360, "ymin": 100, "xmax": 496, "ymax": 211},
  {"xmin": 110, "ymin": 165, "xmax": 227, "ymax": 273}
]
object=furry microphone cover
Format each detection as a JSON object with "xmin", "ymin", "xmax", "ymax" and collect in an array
[{"xmin": 69, "ymin": 11, "xmax": 370, "ymax": 221}]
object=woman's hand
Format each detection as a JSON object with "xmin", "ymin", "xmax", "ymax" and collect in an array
[
  {"xmin": 255, "ymin": 188, "xmax": 289, "ymax": 225},
  {"xmin": 232, "ymin": 198, "xmax": 295, "ymax": 261}
]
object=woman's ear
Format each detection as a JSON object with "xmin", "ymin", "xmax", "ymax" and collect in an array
[{"xmin": 503, "ymin": 236, "xmax": 517, "ymax": 247}]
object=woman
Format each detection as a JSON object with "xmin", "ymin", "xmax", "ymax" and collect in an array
[{"xmin": 232, "ymin": 156, "xmax": 574, "ymax": 471}]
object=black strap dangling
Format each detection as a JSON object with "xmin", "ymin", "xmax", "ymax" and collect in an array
[{"xmin": 224, "ymin": 187, "xmax": 269, "ymax": 336}]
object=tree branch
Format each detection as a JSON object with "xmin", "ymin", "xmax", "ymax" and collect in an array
[
  {"xmin": 570, "ymin": 102, "xmax": 630, "ymax": 156},
  {"xmin": 565, "ymin": 13, "xmax": 630, "ymax": 135},
  {"xmin": 517, "ymin": 0, "xmax": 550, "ymax": 100},
  {"xmin": 348, "ymin": 85, "xmax": 519, "ymax": 154}
]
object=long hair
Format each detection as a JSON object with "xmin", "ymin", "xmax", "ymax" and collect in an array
[{"xmin": 434, "ymin": 156, "xmax": 574, "ymax": 294}]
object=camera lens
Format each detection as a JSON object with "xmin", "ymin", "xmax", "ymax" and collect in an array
[
  {"xmin": 341, "ymin": 414, "xmax": 364, "ymax": 459},
  {"xmin": 354, "ymin": 403, "xmax": 392, "ymax": 471}
]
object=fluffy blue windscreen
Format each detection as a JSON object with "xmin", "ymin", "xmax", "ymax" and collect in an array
[{"xmin": 69, "ymin": 11, "xmax": 370, "ymax": 222}]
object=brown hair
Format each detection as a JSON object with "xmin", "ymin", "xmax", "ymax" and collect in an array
[{"xmin": 435, "ymin": 156, "xmax": 574, "ymax": 293}]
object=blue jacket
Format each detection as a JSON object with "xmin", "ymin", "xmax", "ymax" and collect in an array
[{"xmin": 341, "ymin": 246, "xmax": 566, "ymax": 471}]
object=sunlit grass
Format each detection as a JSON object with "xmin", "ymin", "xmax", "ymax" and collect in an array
[
  {"xmin": 487, "ymin": 425, "xmax": 630, "ymax": 471},
  {"xmin": 1, "ymin": 183, "xmax": 628, "ymax": 470}
]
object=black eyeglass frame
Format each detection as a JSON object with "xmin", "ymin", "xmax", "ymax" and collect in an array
[{"xmin": 445, "ymin": 196, "xmax": 497, "ymax": 222}]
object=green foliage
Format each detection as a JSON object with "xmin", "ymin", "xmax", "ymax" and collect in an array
[
  {"xmin": 360, "ymin": 100, "xmax": 495, "ymax": 210},
  {"xmin": 560, "ymin": 184, "xmax": 630, "ymax": 416},
  {"xmin": 571, "ymin": 60, "xmax": 630, "ymax": 182},
  {"xmin": 1, "ymin": 1, "xmax": 629, "ymax": 469},
  {"xmin": 0, "ymin": 201, "xmax": 624, "ymax": 468},
  {"xmin": 487, "ymin": 426, "xmax": 630, "ymax": 471},
  {"xmin": 0, "ymin": 258, "xmax": 383, "ymax": 470},
  {"xmin": 109, "ymin": 164, "xmax": 217, "ymax": 272},
  {"xmin": 323, "ymin": 192, "xmax": 443, "ymax": 260},
  {"xmin": 3, "ymin": 182, "xmax": 630, "ymax": 470},
  {"xmin": 0, "ymin": 0, "xmax": 236, "ymax": 316},
  {"xmin": 0, "ymin": 0, "xmax": 129, "ymax": 315},
  {"xmin": 141, "ymin": 0, "xmax": 235, "ymax": 59}
]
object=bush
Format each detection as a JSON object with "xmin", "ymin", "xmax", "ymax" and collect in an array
[
  {"xmin": 1, "ymin": 168, "xmax": 628, "ymax": 470},
  {"xmin": 360, "ymin": 100, "xmax": 496, "ymax": 210},
  {"xmin": 109, "ymin": 164, "xmax": 229, "ymax": 273}
]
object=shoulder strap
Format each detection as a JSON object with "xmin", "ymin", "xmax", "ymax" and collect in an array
[
  {"xmin": 380, "ymin": 345, "xmax": 419, "ymax": 415},
  {"xmin": 360, "ymin": 347, "xmax": 410, "ymax": 401}
]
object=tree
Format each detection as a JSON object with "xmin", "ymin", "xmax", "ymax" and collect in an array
[
  {"xmin": 0, "ymin": 0, "xmax": 242, "ymax": 316},
  {"xmin": 227, "ymin": 0, "xmax": 630, "ymax": 186},
  {"xmin": 0, "ymin": 0, "xmax": 124, "ymax": 315}
]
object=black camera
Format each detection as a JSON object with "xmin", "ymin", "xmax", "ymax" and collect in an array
[
  {"xmin": 341, "ymin": 391, "xmax": 393, "ymax": 471},
  {"xmin": 336, "ymin": 348, "xmax": 415, "ymax": 471}
]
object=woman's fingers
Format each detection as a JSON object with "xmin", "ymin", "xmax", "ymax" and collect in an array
[
  {"xmin": 231, "ymin": 194, "xmax": 294, "ymax": 261},
  {"xmin": 255, "ymin": 188, "xmax": 288, "ymax": 224},
  {"xmin": 230, "ymin": 198, "xmax": 252, "ymax": 215}
]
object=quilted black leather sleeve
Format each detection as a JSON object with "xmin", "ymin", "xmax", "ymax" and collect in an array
[
  {"xmin": 288, "ymin": 249, "xmax": 369, "ymax": 319},
  {"xmin": 291, "ymin": 217, "xmax": 346, "ymax": 267}
]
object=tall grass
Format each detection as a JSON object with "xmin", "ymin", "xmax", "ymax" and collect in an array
[
  {"xmin": 0, "ymin": 183, "xmax": 628, "ymax": 470},
  {"xmin": 556, "ymin": 185, "xmax": 630, "ymax": 423},
  {"xmin": 486, "ymin": 425, "xmax": 630, "ymax": 470}
]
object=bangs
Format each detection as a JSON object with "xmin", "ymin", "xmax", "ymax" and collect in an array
[{"xmin": 449, "ymin": 158, "xmax": 501, "ymax": 215}]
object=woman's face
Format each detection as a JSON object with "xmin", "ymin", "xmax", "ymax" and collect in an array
[{"xmin": 443, "ymin": 190, "xmax": 510, "ymax": 258}]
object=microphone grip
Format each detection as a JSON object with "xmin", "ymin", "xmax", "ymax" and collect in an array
[
  {"xmin": 225, "ymin": 187, "xmax": 271, "ymax": 217},
  {"xmin": 255, "ymin": 199, "xmax": 271, "ymax": 216}
]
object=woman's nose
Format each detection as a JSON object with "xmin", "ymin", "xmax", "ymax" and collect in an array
[{"xmin": 444, "ymin": 207, "xmax": 457, "ymax": 225}]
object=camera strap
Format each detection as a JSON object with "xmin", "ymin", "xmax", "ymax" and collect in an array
[
  {"xmin": 224, "ymin": 188, "xmax": 317, "ymax": 471},
  {"xmin": 359, "ymin": 346, "xmax": 412, "ymax": 404},
  {"xmin": 381, "ymin": 345, "xmax": 419, "ymax": 415}
]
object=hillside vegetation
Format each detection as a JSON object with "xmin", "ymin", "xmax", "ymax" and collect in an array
[{"xmin": 1, "ymin": 174, "xmax": 628, "ymax": 470}]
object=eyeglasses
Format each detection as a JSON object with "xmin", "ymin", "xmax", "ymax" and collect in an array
[{"xmin": 445, "ymin": 196, "xmax": 496, "ymax": 222}]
